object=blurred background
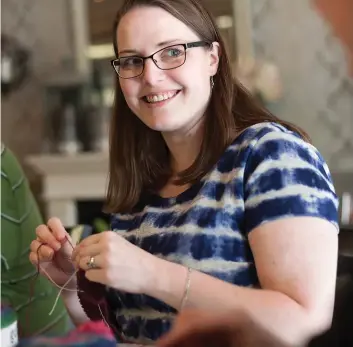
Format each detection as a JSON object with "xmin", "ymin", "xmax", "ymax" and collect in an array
[{"xmin": 1, "ymin": 0, "xmax": 353, "ymax": 230}]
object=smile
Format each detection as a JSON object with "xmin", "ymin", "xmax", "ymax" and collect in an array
[{"xmin": 143, "ymin": 90, "xmax": 180, "ymax": 104}]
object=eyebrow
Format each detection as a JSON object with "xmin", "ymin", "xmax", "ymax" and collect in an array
[{"xmin": 118, "ymin": 39, "xmax": 181, "ymax": 56}]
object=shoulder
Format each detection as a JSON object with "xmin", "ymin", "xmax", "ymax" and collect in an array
[
  {"xmin": 1, "ymin": 144, "xmax": 40, "ymax": 224},
  {"xmin": 220, "ymin": 122, "xmax": 329, "ymax": 177},
  {"xmin": 232, "ymin": 121, "xmax": 313, "ymax": 155},
  {"xmin": 239, "ymin": 122, "xmax": 330, "ymax": 181},
  {"xmin": 1, "ymin": 145, "xmax": 25, "ymax": 185},
  {"xmin": 232, "ymin": 123, "xmax": 338, "ymax": 232}
]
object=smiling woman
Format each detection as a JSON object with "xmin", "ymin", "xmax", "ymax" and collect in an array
[
  {"xmin": 113, "ymin": 5, "xmax": 221, "ymax": 135},
  {"xmin": 29, "ymin": 0, "xmax": 339, "ymax": 345}
]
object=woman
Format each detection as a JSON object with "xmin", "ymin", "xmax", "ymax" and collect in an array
[{"xmin": 29, "ymin": 0, "xmax": 339, "ymax": 345}]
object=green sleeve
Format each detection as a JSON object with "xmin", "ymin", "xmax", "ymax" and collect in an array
[{"xmin": 1, "ymin": 145, "xmax": 71, "ymax": 337}]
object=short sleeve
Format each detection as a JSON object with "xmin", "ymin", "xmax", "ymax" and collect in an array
[{"xmin": 243, "ymin": 128, "xmax": 339, "ymax": 233}]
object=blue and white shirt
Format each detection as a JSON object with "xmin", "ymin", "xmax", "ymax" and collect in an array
[{"xmin": 106, "ymin": 122, "xmax": 338, "ymax": 343}]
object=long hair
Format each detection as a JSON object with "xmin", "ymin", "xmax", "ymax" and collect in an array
[{"xmin": 105, "ymin": 0, "xmax": 310, "ymax": 213}]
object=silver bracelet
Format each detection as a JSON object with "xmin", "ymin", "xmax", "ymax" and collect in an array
[{"xmin": 180, "ymin": 267, "xmax": 192, "ymax": 311}]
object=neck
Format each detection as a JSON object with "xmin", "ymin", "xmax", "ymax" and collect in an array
[{"xmin": 162, "ymin": 120, "xmax": 204, "ymax": 174}]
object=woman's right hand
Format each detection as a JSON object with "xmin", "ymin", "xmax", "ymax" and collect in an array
[{"xmin": 29, "ymin": 217, "xmax": 77, "ymax": 290}]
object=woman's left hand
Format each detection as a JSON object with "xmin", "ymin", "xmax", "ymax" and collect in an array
[{"xmin": 72, "ymin": 231, "xmax": 157, "ymax": 294}]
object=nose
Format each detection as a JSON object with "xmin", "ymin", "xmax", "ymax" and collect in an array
[{"xmin": 142, "ymin": 58, "xmax": 165, "ymax": 85}]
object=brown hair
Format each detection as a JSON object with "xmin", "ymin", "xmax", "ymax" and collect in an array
[{"xmin": 105, "ymin": 0, "xmax": 310, "ymax": 213}]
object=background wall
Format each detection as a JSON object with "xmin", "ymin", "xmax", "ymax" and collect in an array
[
  {"xmin": 2, "ymin": 0, "xmax": 352, "ymax": 196},
  {"xmin": 251, "ymin": 0, "xmax": 353, "ymax": 171},
  {"xmin": 1, "ymin": 0, "xmax": 76, "ymax": 206},
  {"xmin": 1, "ymin": 0, "xmax": 74, "ymax": 160}
]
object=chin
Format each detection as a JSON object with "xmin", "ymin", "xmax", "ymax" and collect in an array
[
  {"xmin": 146, "ymin": 121, "xmax": 184, "ymax": 133},
  {"xmin": 136, "ymin": 111, "xmax": 184, "ymax": 132}
]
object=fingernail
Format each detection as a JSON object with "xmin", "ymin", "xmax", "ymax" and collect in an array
[{"xmin": 54, "ymin": 242, "xmax": 61, "ymax": 251}]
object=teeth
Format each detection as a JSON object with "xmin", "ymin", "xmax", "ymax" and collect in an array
[{"xmin": 146, "ymin": 91, "xmax": 177, "ymax": 103}]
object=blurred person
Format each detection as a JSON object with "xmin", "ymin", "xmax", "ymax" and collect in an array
[
  {"xmin": 29, "ymin": 0, "xmax": 339, "ymax": 345},
  {"xmin": 158, "ymin": 276, "xmax": 353, "ymax": 347},
  {"xmin": 1, "ymin": 145, "xmax": 71, "ymax": 337},
  {"xmin": 314, "ymin": 0, "xmax": 353, "ymax": 75},
  {"xmin": 157, "ymin": 309, "xmax": 290, "ymax": 347}
]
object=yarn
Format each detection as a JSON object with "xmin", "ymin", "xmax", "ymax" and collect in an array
[
  {"xmin": 16, "ymin": 320, "xmax": 116, "ymax": 347},
  {"xmin": 30, "ymin": 237, "xmax": 126, "ymax": 343},
  {"xmin": 76, "ymin": 320, "xmax": 115, "ymax": 339}
]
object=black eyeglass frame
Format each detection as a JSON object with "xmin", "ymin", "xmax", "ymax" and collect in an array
[{"xmin": 110, "ymin": 41, "xmax": 212, "ymax": 79}]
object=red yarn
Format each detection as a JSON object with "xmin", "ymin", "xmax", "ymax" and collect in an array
[{"xmin": 76, "ymin": 320, "xmax": 115, "ymax": 339}]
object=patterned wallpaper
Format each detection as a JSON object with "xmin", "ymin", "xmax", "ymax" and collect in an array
[{"xmin": 251, "ymin": 0, "xmax": 353, "ymax": 172}]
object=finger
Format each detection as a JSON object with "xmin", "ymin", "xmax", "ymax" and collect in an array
[
  {"xmin": 30, "ymin": 240, "xmax": 55, "ymax": 261},
  {"xmin": 77, "ymin": 254, "xmax": 104, "ymax": 271},
  {"xmin": 60, "ymin": 234, "xmax": 76, "ymax": 258},
  {"xmin": 77, "ymin": 233, "xmax": 102, "ymax": 248},
  {"xmin": 72, "ymin": 243, "xmax": 101, "ymax": 262},
  {"xmin": 29, "ymin": 252, "xmax": 39, "ymax": 266},
  {"xmin": 85, "ymin": 268, "xmax": 107, "ymax": 285},
  {"xmin": 29, "ymin": 253, "xmax": 57, "ymax": 279},
  {"xmin": 36, "ymin": 225, "xmax": 61, "ymax": 251},
  {"xmin": 47, "ymin": 217, "xmax": 76, "ymax": 259},
  {"xmin": 47, "ymin": 217, "xmax": 69, "ymax": 243},
  {"xmin": 29, "ymin": 250, "xmax": 53, "ymax": 266},
  {"xmin": 30, "ymin": 239, "xmax": 41, "ymax": 253}
]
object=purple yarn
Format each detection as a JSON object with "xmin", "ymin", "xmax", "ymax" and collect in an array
[{"xmin": 77, "ymin": 270, "xmax": 106, "ymax": 321}]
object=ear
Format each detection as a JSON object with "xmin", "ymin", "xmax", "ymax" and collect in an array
[{"xmin": 208, "ymin": 41, "xmax": 221, "ymax": 76}]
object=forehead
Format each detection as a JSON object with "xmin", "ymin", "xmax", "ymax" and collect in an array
[{"xmin": 117, "ymin": 6, "xmax": 200, "ymax": 53}]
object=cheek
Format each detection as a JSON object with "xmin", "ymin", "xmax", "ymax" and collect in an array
[
  {"xmin": 120, "ymin": 80, "xmax": 138, "ymax": 100},
  {"xmin": 176, "ymin": 62, "xmax": 210, "ymax": 94},
  {"xmin": 119, "ymin": 82, "xmax": 140, "ymax": 114}
]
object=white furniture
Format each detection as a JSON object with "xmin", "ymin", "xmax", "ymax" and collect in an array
[{"xmin": 27, "ymin": 152, "xmax": 108, "ymax": 226}]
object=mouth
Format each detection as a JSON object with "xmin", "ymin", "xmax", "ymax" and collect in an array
[{"xmin": 142, "ymin": 90, "xmax": 181, "ymax": 104}]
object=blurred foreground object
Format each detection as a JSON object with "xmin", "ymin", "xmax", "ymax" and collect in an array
[
  {"xmin": 314, "ymin": 0, "xmax": 353, "ymax": 76},
  {"xmin": 1, "ymin": 302, "xmax": 18, "ymax": 347},
  {"xmin": 157, "ymin": 309, "xmax": 291, "ymax": 347},
  {"xmin": 16, "ymin": 320, "xmax": 116, "ymax": 347}
]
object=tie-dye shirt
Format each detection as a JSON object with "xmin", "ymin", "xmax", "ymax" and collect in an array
[{"xmin": 103, "ymin": 122, "xmax": 338, "ymax": 343}]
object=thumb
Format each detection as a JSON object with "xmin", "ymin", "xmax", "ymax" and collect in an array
[{"xmin": 59, "ymin": 232, "xmax": 75, "ymax": 258}]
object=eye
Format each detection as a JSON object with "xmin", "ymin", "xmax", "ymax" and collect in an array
[
  {"xmin": 162, "ymin": 48, "xmax": 183, "ymax": 58},
  {"xmin": 119, "ymin": 57, "xmax": 143, "ymax": 69}
]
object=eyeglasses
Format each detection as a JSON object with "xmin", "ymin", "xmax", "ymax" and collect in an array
[{"xmin": 111, "ymin": 41, "xmax": 211, "ymax": 79}]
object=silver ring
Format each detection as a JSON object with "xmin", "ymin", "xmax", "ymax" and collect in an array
[{"xmin": 87, "ymin": 256, "xmax": 97, "ymax": 269}]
